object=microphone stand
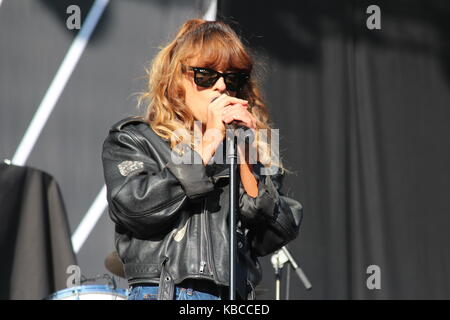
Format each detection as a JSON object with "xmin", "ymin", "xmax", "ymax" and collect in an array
[
  {"xmin": 226, "ymin": 122, "xmax": 255, "ymax": 300},
  {"xmin": 226, "ymin": 124, "xmax": 238, "ymax": 300},
  {"xmin": 273, "ymin": 253, "xmax": 282, "ymax": 300},
  {"xmin": 285, "ymin": 260, "xmax": 291, "ymax": 300},
  {"xmin": 270, "ymin": 246, "xmax": 312, "ymax": 300}
]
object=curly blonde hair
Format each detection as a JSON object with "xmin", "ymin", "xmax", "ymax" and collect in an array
[{"xmin": 137, "ymin": 19, "xmax": 284, "ymax": 171}]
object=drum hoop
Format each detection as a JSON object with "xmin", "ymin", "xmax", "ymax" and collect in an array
[{"xmin": 47, "ymin": 284, "xmax": 128, "ymax": 300}]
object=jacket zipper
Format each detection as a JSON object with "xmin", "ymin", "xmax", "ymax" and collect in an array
[
  {"xmin": 199, "ymin": 198, "xmax": 207, "ymax": 275},
  {"xmin": 199, "ymin": 261, "xmax": 206, "ymax": 274}
]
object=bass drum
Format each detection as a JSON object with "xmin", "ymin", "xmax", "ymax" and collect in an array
[{"xmin": 47, "ymin": 285, "xmax": 128, "ymax": 300}]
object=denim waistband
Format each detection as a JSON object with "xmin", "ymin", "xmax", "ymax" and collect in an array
[{"xmin": 132, "ymin": 278, "xmax": 230, "ymax": 299}]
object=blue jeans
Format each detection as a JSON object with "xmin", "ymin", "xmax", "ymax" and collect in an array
[{"xmin": 127, "ymin": 285, "xmax": 221, "ymax": 300}]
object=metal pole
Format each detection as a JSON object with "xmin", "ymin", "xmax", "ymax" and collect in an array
[
  {"xmin": 227, "ymin": 128, "xmax": 238, "ymax": 300},
  {"xmin": 281, "ymin": 247, "xmax": 312, "ymax": 290}
]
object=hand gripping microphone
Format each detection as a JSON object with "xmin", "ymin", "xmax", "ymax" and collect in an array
[{"xmin": 210, "ymin": 95, "xmax": 254, "ymax": 144}]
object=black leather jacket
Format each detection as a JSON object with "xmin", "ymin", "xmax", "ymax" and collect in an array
[{"xmin": 101, "ymin": 116, "xmax": 303, "ymax": 299}]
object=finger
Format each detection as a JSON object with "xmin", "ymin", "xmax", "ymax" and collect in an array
[
  {"xmin": 221, "ymin": 106, "xmax": 249, "ymax": 118},
  {"xmin": 222, "ymin": 117, "xmax": 233, "ymax": 124},
  {"xmin": 221, "ymin": 114, "xmax": 238, "ymax": 124},
  {"xmin": 226, "ymin": 96, "xmax": 248, "ymax": 105},
  {"xmin": 222, "ymin": 112, "xmax": 254, "ymax": 128},
  {"xmin": 215, "ymin": 94, "xmax": 248, "ymax": 106},
  {"xmin": 221, "ymin": 112, "xmax": 246, "ymax": 124},
  {"xmin": 222, "ymin": 113, "xmax": 251, "ymax": 126},
  {"xmin": 209, "ymin": 94, "xmax": 229, "ymax": 108},
  {"xmin": 222, "ymin": 115, "xmax": 245, "ymax": 125},
  {"xmin": 221, "ymin": 107, "xmax": 239, "ymax": 117},
  {"xmin": 222, "ymin": 104, "xmax": 247, "ymax": 116}
]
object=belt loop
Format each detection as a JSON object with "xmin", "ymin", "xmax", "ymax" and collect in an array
[{"xmin": 157, "ymin": 257, "xmax": 174, "ymax": 300}]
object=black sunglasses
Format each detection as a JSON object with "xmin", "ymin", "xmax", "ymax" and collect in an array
[{"xmin": 186, "ymin": 66, "xmax": 250, "ymax": 92}]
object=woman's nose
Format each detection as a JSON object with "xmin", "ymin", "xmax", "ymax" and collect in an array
[{"xmin": 213, "ymin": 76, "xmax": 227, "ymax": 92}]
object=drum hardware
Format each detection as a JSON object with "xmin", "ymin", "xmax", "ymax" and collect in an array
[
  {"xmin": 46, "ymin": 270, "xmax": 126, "ymax": 300},
  {"xmin": 46, "ymin": 284, "xmax": 128, "ymax": 300},
  {"xmin": 80, "ymin": 273, "xmax": 118, "ymax": 290}
]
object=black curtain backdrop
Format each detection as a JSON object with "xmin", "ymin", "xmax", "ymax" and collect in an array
[{"xmin": 219, "ymin": 0, "xmax": 450, "ymax": 299}]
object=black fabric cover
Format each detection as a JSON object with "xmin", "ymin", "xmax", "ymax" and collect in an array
[{"xmin": 0, "ymin": 163, "xmax": 77, "ymax": 300}]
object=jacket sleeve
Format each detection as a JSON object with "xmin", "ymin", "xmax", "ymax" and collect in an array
[
  {"xmin": 102, "ymin": 129, "xmax": 214, "ymax": 238},
  {"xmin": 239, "ymin": 164, "xmax": 303, "ymax": 256}
]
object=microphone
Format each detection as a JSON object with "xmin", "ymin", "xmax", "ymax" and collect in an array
[{"xmin": 210, "ymin": 96, "xmax": 254, "ymax": 143}]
